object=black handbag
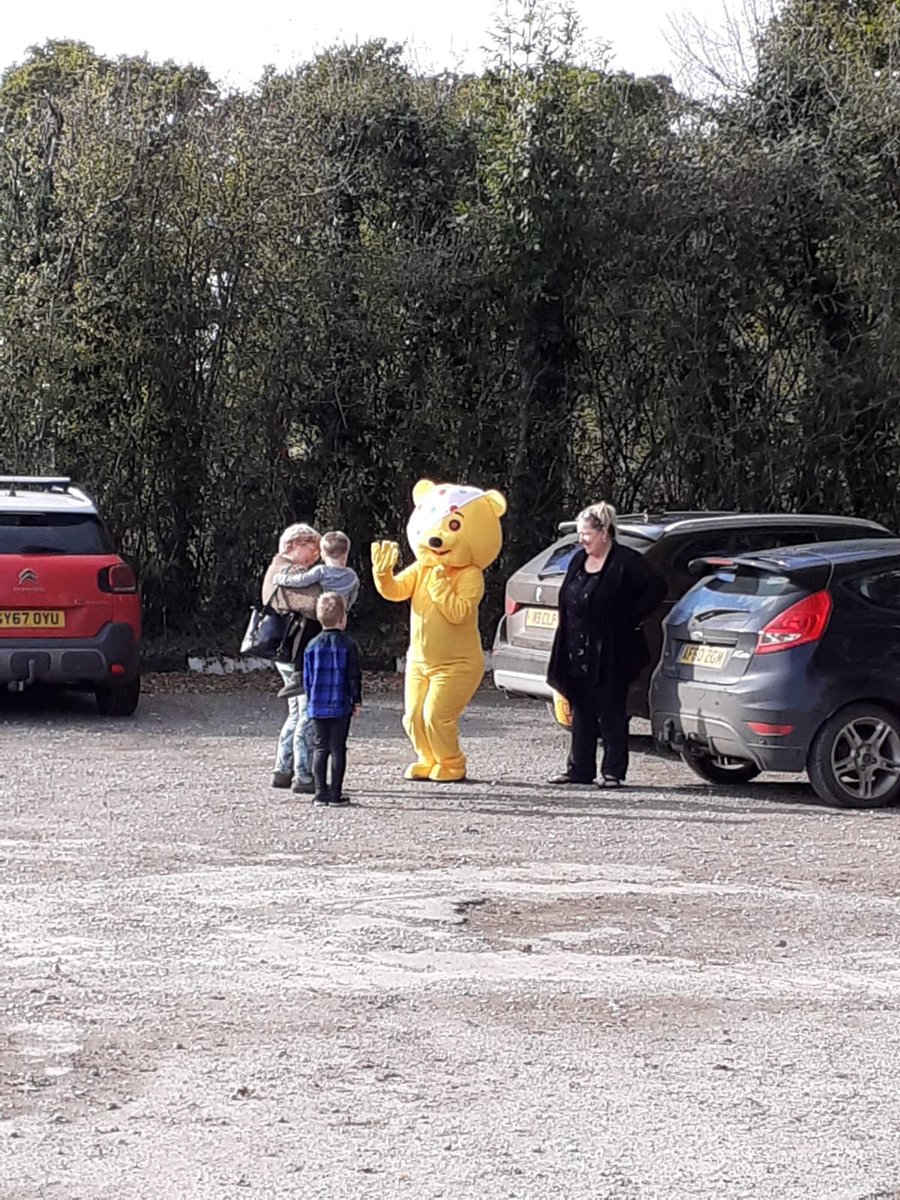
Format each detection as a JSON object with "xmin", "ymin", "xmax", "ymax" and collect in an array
[
  {"xmin": 241, "ymin": 578, "xmax": 300, "ymax": 660},
  {"xmin": 239, "ymin": 602, "xmax": 289, "ymax": 659}
]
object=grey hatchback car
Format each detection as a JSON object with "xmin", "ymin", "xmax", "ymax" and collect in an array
[
  {"xmin": 492, "ymin": 511, "xmax": 894, "ymax": 719},
  {"xmin": 650, "ymin": 539, "xmax": 900, "ymax": 807}
]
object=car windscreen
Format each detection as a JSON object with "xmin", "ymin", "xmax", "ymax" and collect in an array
[
  {"xmin": 539, "ymin": 533, "xmax": 649, "ymax": 576},
  {"xmin": 0, "ymin": 513, "xmax": 115, "ymax": 555}
]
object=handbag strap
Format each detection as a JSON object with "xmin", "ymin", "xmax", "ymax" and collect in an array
[{"xmin": 262, "ymin": 580, "xmax": 286, "ymax": 610}]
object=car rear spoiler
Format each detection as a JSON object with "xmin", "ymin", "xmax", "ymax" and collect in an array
[
  {"xmin": 688, "ymin": 552, "xmax": 833, "ymax": 589},
  {"xmin": 687, "ymin": 556, "xmax": 736, "ymax": 578}
]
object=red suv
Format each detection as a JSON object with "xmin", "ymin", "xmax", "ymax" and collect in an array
[{"xmin": 0, "ymin": 476, "xmax": 141, "ymax": 715}]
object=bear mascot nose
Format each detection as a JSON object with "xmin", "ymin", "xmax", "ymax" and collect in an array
[{"xmin": 428, "ymin": 536, "xmax": 443, "ymax": 548}]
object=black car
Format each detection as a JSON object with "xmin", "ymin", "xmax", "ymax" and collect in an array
[
  {"xmin": 650, "ymin": 539, "xmax": 900, "ymax": 808},
  {"xmin": 493, "ymin": 511, "xmax": 895, "ymax": 718}
]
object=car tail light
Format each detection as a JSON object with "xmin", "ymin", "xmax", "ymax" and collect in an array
[
  {"xmin": 755, "ymin": 590, "xmax": 831, "ymax": 655},
  {"xmin": 98, "ymin": 563, "xmax": 138, "ymax": 594},
  {"xmin": 505, "ymin": 597, "xmax": 521, "ymax": 616}
]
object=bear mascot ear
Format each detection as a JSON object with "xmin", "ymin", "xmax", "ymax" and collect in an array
[
  {"xmin": 484, "ymin": 490, "xmax": 507, "ymax": 517},
  {"xmin": 412, "ymin": 479, "xmax": 437, "ymax": 506}
]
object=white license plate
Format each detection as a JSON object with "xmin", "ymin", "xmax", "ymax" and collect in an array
[
  {"xmin": 524, "ymin": 608, "xmax": 558, "ymax": 630},
  {"xmin": 678, "ymin": 643, "xmax": 728, "ymax": 669}
]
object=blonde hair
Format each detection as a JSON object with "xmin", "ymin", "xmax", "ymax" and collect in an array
[
  {"xmin": 320, "ymin": 530, "xmax": 350, "ymax": 561},
  {"xmin": 577, "ymin": 501, "xmax": 617, "ymax": 537},
  {"xmin": 278, "ymin": 522, "xmax": 320, "ymax": 554},
  {"xmin": 316, "ymin": 591, "xmax": 346, "ymax": 628}
]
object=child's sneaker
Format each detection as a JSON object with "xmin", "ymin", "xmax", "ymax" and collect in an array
[
  {"xmin": 276, "ymin": 671, "xmax": 304, "ymax": 700},
  {"xmin": 271, "ymin": 770, "xmax": 293, "ymax": 789},
  {"xmin": 312, "ymin": 793, "xmax": 329, "ymax": 806},
  {"xmin": 292, "ymin": 774, "xmax": 315, "ymax": 794},
  {"xmin": 330, "ymin": 793, "xmax": 351, "ymax": 806}
]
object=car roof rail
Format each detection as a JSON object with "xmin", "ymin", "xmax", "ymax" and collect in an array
[{"xmin": 0, "ymin": 475, "xmax": 73, "ymax": 493}]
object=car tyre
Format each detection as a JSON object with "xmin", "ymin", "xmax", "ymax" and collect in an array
[
  {"xmin": 680, "ymin": 751, "xmax": 760, "ymax": 786},
  {"xmin": 807, "ymin": 703, "xmax": 900, "ymax": 809},
  {"xmin": 95, "ymin": 677, "xmax": 141, "ymax": 717}
]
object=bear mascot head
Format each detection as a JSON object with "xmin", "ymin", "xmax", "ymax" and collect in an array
[{"xmin": 406, "ymin": 480, "xmax": 507, "ymax": 570}]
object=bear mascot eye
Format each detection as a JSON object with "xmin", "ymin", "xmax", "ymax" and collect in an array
[{"xmin": 449, "ymin": 519, "xmax": 461, "ymax": 531}]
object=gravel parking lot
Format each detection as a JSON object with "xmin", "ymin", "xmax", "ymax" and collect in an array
[{"xmin": 1, "ymin": 678, "xmax": 900, "ymax": 1199}]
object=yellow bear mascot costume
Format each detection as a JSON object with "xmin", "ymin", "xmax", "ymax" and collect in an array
[{"xmin": 371, "ymin": 479, "xmax": 507, "ymax": 782}]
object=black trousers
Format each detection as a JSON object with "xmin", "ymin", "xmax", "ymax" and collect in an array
[
  {"xmin": 311, "ymin": 714, "xmax": 352, "ymax": 800},
  {"xmin": 567, "ymin": 679, "xmax": 630, "ymax": 783}
]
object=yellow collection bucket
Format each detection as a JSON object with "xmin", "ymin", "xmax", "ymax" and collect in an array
[{"xmin": 551, "ymin": 690, "xmax": 572, "ymax": 728}]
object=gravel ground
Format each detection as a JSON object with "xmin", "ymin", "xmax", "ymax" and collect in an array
[{"xmin": 1, "ymin": 678, "xmax": 900, "ymax": 1199}]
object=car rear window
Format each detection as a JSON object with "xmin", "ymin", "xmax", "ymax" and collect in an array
[
  {"xmin": 705, "ymin": 568, "xmax": 800, "ymax": 598},
  {"xmin": 539, "ymin": 533, "xmax": 649, "ymax": 576},
  {"xmin": 0, "ymin": 513, "xmax": 115, "ymax": 555}
]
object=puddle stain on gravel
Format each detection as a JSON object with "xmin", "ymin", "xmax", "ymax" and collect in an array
[{"xmin": 5, "ymin": 860, "xmax": 900, "ymax": 1009}]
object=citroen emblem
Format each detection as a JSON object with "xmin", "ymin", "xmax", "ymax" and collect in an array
[{"xmin": 18, "ymin": 569, "xmax": 38, "ymax": 584}]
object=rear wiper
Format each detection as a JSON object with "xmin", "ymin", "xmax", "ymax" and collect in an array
[
  {"xmin": 694, "ymin": 607, "xmax": 743, "ymax": 621},
  {"xmin": 16, "ymin": 544, "xmax": 66, "ymax": 554}
]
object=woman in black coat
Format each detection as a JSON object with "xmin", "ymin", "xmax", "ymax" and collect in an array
[{"xmin": 546, "ymin": 502, "xmax": 665, "ymax": 788}]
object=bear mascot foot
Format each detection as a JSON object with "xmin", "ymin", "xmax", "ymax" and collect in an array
[
  {"xmin": 404, "ymin": 761, "xmax": 434, "ymax": 780},
  {"xmin": 428, "ymin": 763, "xmax": 467, "ymax": 782}
]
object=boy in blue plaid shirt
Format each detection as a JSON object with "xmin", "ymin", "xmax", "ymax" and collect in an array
[{"xmin": 303, "ymin": 592, "xmax": 362, "ymax": 806}]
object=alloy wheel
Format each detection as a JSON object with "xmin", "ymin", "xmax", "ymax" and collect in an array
[{"xmin": 830, "ymin": 715, "xmax": 900, "ymax": 803}]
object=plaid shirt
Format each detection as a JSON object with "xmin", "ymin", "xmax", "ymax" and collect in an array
[{"xmin": 303, "ymin": 629, "xmax": 362, "ymax": 719}]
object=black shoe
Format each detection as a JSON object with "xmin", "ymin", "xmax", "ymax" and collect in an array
[
  {"xmin": 330, "ymin": 794, "xmax": 351, "ymax": 806},
  {"xmin": 271, "ymin": 770, "xmax": 293, "ymax": 789},
  {"xmin": 312, "ymin": 793, "xmax": 329, "ymax": 806},
  {"xmin": 598, "ymin": 776, "xmax": 624, "ymax": 789},
  {"xmin": 276, "ymin": 672, "xmax": 304, "ymax": 700},
  {"xmin": 548, "ymin": 773, "xmax": 590, "ymax": 785},
  {"xmin": 292, "ymin": 776, "xmax": 315, "ymax": 794}
]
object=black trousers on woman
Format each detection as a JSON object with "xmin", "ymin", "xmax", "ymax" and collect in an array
[
  {"xmin": 567, "ymin": 679, "xmax": 630, "ymax": 783},
  {"xmin": 311, "ymin": 714, "xmax": 352, "ymax": 801}
]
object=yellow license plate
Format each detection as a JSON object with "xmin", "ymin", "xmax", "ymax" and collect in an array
[
  {"xmin": 524, "ymin": 608, "xmax": 558, "ymax": 630},
  {"xmin": 0, "ymin": 610, "xmax": 66, "ymax": 629},
  {"xmin": 678, "ymin": 643, "xmax": 728, "ymax": 669}
]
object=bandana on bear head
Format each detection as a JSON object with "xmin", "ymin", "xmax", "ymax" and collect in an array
[{"xmin": 407, "ymin": 485, "xmax": 485, "ymax": 551}]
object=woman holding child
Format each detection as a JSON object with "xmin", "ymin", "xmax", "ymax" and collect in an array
[
  {"xmin": 263, "ymin": 523, "xmax": 321, "ymax": 792},
  {"xmin": 262, "ymin": 524, "xmax": 360, "ymax": 794}
]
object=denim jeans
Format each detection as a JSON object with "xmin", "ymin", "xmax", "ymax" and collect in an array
[{"xmin": 274, "ymin": 662, "xmax": 313, "ymax": 781}]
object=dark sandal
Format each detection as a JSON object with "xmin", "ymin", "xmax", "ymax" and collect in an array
[{"xmin": 598, "ymin": 777, "xmax": 624, "ymax": 789}]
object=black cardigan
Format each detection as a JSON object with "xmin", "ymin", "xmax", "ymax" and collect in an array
[{"xmin": 546, "ymin": 542, "xmax": 666, "ymax": 700}]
